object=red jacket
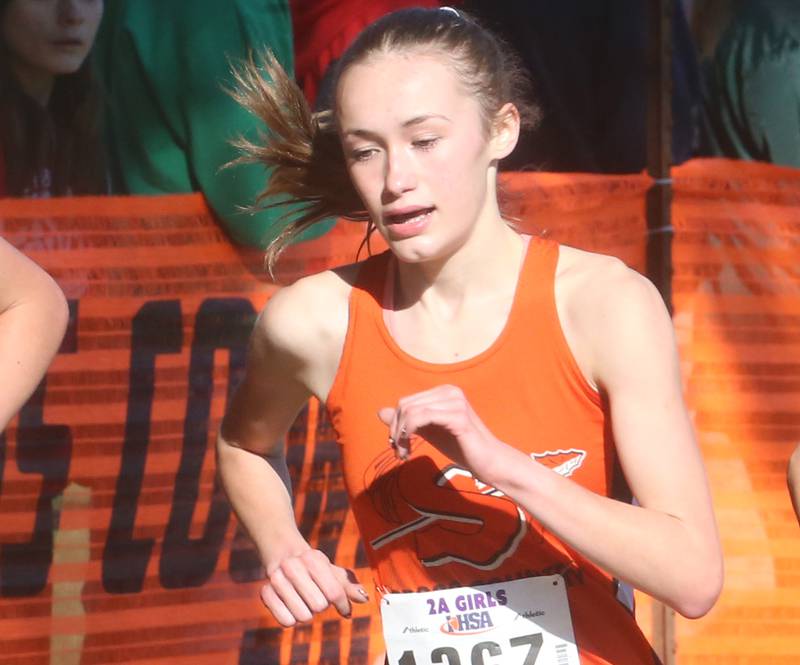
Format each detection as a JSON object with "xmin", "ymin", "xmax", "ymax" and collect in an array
[{"xmin": 291, "ymin": 0, "xmax": 441, "ymax": 104}]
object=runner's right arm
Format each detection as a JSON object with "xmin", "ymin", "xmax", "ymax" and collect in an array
[{"xmin": 217, "ymin": 273, "xmax": 367, "ymax": 626}]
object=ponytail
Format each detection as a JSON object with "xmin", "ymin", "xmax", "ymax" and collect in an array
[{"xmin": 229, "ymin": 52, "xmax": 367, "ymax": 274}]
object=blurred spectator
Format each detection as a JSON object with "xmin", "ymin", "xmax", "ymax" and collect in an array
[
  {"xmin": 461, "ymin": 0, "xmax": 702, "ymax": 173},
  {"xmin": 291, "ymin": 0, "xmax": 441, "ymax": 109},
  {"xmin": 0, "ymin": 237, "xmax": 68, "ymax": 432},
  {"xmin": 790, "ymin": 443, "xmax": 800, "ymax": 526},
  {"xmin": 693, "ymin": 0, "xmax": 800, "ymax": 167},
  {"xmin": 0, "ymin": 0, "xmax": 106, "ymax": 197},
  {"xmin": 95, "ymin": 0, "xmax": 326, "ymax": 248}
]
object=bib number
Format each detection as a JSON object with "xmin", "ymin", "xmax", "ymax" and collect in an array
[
  {"xmin": 397, "ymin": 633, "xmax": 543, "ymax": 664},
  {"xmin": 381, "ymin": 576, "xmax": 579, "ymax": 665}
]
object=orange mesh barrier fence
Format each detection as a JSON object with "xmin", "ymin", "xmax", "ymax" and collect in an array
[
  {"xmin": 668, "ymin": 159, "xmax": 800, "ymax": 663},
  {"xmin": 0, "ymin": 159, "xmax": 797, "ymax": 663}
]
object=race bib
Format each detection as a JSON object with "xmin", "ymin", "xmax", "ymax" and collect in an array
[{"xmin": 380, "ymin": 575, "xmax": 579, "ymax": 665}]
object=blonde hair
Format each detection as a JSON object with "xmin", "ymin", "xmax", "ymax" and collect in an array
[{"xmin": 232, "ymin": 8, "xmax": 539, "ymax": 274}]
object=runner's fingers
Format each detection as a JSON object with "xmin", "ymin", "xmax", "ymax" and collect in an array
[
  {"xmin": 397, "ymin": 385, "xmax": 465, "ymax": 408},
  {"xmin": 381, "ymin": 386, "xmax": 474, "ymax": 459},
  {"xmin": 377, "ymin": 406, "xmax": 396, "ymax": 427},
  {"xmin": 382, "ymin": 386, "xmax": 462, "ymax": 430},
  {"xmin": 390, "ymin": 401, "xmax": 461, "ymax": 459},
  {"xmin": 402, "ymin": 401, "xmax": 476, "ymax": 459},
  {"xmin": 397, "ymin": 392, "xmax": 468, "ymax": 424},
  {"xmin": 401, "ymin": 401, "xmax": 466, "ymax": 437},
  {"xmin": 302, "ymin": 552, "xmax": 354, "ymax": 616},
  {"xmin": 279, "ymin": 557, "xmax": 332, "ymax": 614},
  {"xmin": 334, "ymin": 565, "xmax": 370, "ymax": 604},
  {"xmin": 378, "ymin": 407, "xmax": 404, "ymax": 457},
  {"xmin": 386, "ymin": 412, "xmax": 410, "ymax": 460},
  {"xmin": 268, "ymin": 567, "xmax": 315, "ymax": 623},
  {"xmin": 260, "ymin": 582, "xmax": 304, "ymax": 627}
]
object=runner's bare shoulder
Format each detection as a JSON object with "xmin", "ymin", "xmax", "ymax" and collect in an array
[
  {"xmin": 556, "ymin": 245, "xmax": 663, "ymax": 323},
  {"xmin": 251, "ymin": 262, "xmax": 363, "ymax": 399},
  {"xmin": 555, "ymin": 245, "xmax": 669, "ymax": 390}
]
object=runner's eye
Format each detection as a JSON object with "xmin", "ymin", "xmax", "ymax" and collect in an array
[
  {"xmin": 413, "ymin": 137, "xmax": 440, "ymax": 151},
  {"xmin": 351, "ymin": 148, "xmax": 379, "ymax": 162}
]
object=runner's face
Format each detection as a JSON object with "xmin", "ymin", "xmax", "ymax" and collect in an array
[
  {"xmin": 337, "ymin": 50, "xmax": 498, "ymax": 263},
  {"xmin": 2, "ymin": 0, "xmax": 103, "ymax": 80}
]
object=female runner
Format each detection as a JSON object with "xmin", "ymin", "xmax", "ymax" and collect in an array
[{"xmin": 217, "ymin": 8, "xmax": 723, "ymax": 664}]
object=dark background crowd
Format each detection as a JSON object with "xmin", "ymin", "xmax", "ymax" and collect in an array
[{"xmin": 1, "ymin": 0, "xmax": 798, "ymax": 247}]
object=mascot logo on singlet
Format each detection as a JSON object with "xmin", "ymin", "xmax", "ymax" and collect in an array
[{"xmin": 365, "ymin": 447, "xmax": 586, "ymax": 570}]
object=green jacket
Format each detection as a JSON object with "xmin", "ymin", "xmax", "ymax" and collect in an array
[
  {"xmin": 96, "ymin": 0, "xmax": 329, "ymax": 247},
  {"xmin": 699, "ymin": 0, "xmax": 800, "ymax": 167}
]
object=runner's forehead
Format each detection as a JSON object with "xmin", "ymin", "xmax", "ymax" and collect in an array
[{"xmin": 336, "ymin": 52, "xmax": 473, "ymax": 133}]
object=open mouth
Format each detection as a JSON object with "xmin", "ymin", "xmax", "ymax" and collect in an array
[{"xmin": 385, "ymin": 206, "xmax": 435, "ymax": 225}]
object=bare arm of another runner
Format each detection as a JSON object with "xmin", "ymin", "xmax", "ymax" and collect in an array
[
  {"xmin": 788, "ymin": 443, "xmax": 800, "ymax": 527},
  {"xmin": 0, "ymin": 238, "xmax": 69, "ymax": 431},
  {"xmin": 217, "ymin": 269, "xmax": 368, "ymax": 626}
]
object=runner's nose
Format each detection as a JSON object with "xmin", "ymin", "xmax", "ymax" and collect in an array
[{"xmin": 384, "ymin": 147, "xmax": 417, "ymax": 197}]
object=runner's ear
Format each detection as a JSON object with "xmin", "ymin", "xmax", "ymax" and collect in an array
[{"xmin": 489, "ymin": 103, "xmax": 520, "ymax": 161}]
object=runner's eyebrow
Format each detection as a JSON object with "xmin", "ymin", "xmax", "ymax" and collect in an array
[
  {"xmin": 402, "ymin": 114, "xmax": 452, "ymax": 127},
  {"xmin": 342, "ymin": 114, "xmax": 452, "ymax": 139}
]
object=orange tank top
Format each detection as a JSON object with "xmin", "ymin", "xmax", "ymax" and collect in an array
[{"xmin": 326, "ymin": 237, "xmax": 659, "ymax": 665}]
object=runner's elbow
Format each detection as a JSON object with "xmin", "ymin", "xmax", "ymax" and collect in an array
[{"xmin": 674, "ymin": 557, "xmax": 723, "ymax": 619}]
